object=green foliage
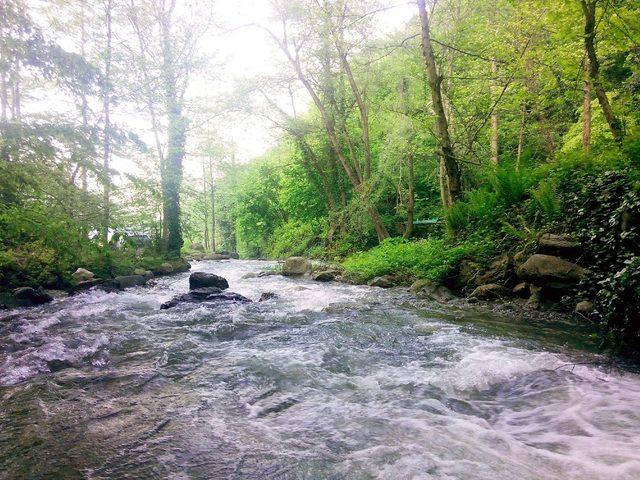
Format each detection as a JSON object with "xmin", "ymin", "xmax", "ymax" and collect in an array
[
  {"xmin": 265, "ymin": 219, "xmax": 325, "ymax": 259},
  {"xmin": 343, "ymin": 237, "xmax": 490, "ymax": 283}
]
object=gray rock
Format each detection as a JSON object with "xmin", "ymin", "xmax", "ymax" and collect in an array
[
  {"xmin": 44, "ymin": 289, "xmax": 69, "ymax": 299},
  {"xmin": 259, "ymin": 292, "xmax": 278, "ymax": 301},
  {"xmin": 312, "ymin": 270, "xmax": 340, "ymax": 282},
  {"xmin": 512, "ymin": 282, "xmax": 530, "ymax": 298},
  {"xmin": 71, "ymin": 279, "xmax": 104, "ymax": 292},
  {"xmin": 12, "ymin": 287, "xmax": 53, "ymax": 305},
  {"xmin": 282, "ymin": 257, "xmax": 312, "ymax": 276},
  {"xmin": 189, "ymin": 272, "xmax": 229, "ymax": 290},
  {"xmin": 575, "ymin": 300, "xmax": 594, "ymax": 314},
  {"xmin": 469, "ymin": 283, "xmax": 511, "ymax": 300},
  {"xmin": 517, "ymin": 254, "xmax": 587, "ymax": 289},
  {"xmin": 71, "ymin": 268, "xmax": 94, "ymax": 283},
  {"xmin": 410, "ymin": 279, "xmax": 455, "ymax": 302},
  {"xmin": 476, "ymin": 254, "xmax": 513, "ymax": 286},
  {"xmin": 114, "ymin": 275, "xmax": 147, "ymax": 289},
  {"xmin": 160, "ymin": 288, "xmax": 251, "ymax": 309},
  {"xmin": 368, "ymin": 275, "xmax": 396, "ymax": 288},
  {"xmin": 538, "ymin": 233, "xmax": 581, "ymax": 255},
  {"xmin": 526, "ymin": 285, "xmax": 543, "ymax": 310},
  {"xmin": 154, "ymin": 262, "xmax": 174, "ymax": 275},
  {"xmin": 455, "ymin": 259, "xmax": 482, "ymax": 288},
  {"xmin": 204, "ymin": 253, "xmax": 231, "ymax": 260}
]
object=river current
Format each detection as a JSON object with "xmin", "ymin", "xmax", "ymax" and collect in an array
[{"xmin": 1, "ymin": 260, "xmax": 639, "ymax": 479}]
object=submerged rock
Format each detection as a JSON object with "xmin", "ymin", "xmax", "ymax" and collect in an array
[
  {"xmin": 113, "ymin": 275, "xmax": 147, "ymax": 289},
  {"xmin": 282, "ymin": 257, "xmax": 311, "ymax": 276},
  {"xmin": 259, "ymin": 292, "xmax": 278, "ymax": 302},
  {"xmin": 160, "ymin": 287, "xmax": 251, "ymax": 309},
  {"xmin": 189, "ymin": 272, "xmax": 229, "ymax": 290}
]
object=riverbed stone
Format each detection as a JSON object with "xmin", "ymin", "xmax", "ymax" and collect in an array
[
  {"xmin": 114, "ymin": 275, "xmax": 147, "ymax": 289},
  {"xmin": 512, "ymin": 282, "xmax": 530, "ymax": 298},
  {"xmin": 44, "ymin": 289, "xmax": 69, "ymax": 299},
  {"xmin": 71, "ymin": 279, "xmax": 103, "ymax": 292},
  {"xmin": 469, "ymin": 283, "xmax": 511, "ymax": 300},
  {"xmin": 368, "ymin": 275, "xmax": 396, "ymax": 288},
  {"xmin": 71, "ymin": 268, "xmax": 94, "ymax": 283},
  {"xmin": 12, "ymin": 287, "xmax": 53, "ymax": 306},
  {"xmin": 410, "ymin": 279, "xmax": 455, "ymax": 302},
  {"xmin": 312, "ymin": 270, "xmax": 340, "ymax": 282},
  {"xmin": 517, "ymin": 254, "xmax": 587, "ymax": 289},
  {"xmin": 282, "ymin": 257, "xmax": 312, "ymax": 276},
  {"xmin": 189, "ymin": 272, "xmax": 229, "ymax": 290},
  {"xmin": 525, "ymin": 285, "xmax": 543, "ymax": 310},
  {"xmin": 259, "ymin": 292, "xmax": 278, "ymax": 301},
  {"xmin": 160, "ymin": 288, "xmax": 251, "ymax": 309}
]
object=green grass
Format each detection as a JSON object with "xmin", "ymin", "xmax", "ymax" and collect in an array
[{"xmin": 342, "ymin": 237, "xmax": 490, "ymax": 283}]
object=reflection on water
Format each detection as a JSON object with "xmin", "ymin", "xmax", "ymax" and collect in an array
[{"xmin": 1, "ymin": 260, "xmax": 639, "ymax": 479}]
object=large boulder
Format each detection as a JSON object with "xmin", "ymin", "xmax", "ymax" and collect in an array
[
  {"xmin": 153, "ymin": 258, "xmax": 191, "ymax": 276},
  {"xmin": 71, "ymin": 268, "xmax": 94, "ymax": 283},
  {"xmin": 189, "ymin": 272, "xmax": 229, "ymax": 290},
  {"xmin": 113, "ymin": 275, "xmax": 147, "ymax": 289},
  {"xmin": 12, "ymin": 287, "xmax": 53, "ymax": 306},
  {"xmin": 204, "ymin": 253, "xmax": 231, "ymax": 260},
  {"xmin": 368, "ymin": 275, "xmax": 396, "ymax": 288},
  {"xmin": 410, "ymin": 279, "xmax": 455, "ymax": 302},
  {"xmin": 154, "ymin": 262, "xmax": 174, "ymax": 275},
  {"xmin": 517, "ymin": 254, "xmax": 587, "ymax": 289},
  {"xmin": 469, "ymin": 283, "xmax": 511, "ymax": 300},
  {"xmin": 282, "ymin": 257, "xmax": 311, "ymax": 276},
  {"xmin": 160, "ymin": 287, "xmax": 251, "ymax": 309}
]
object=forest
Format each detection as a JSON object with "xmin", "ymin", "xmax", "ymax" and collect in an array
[{"xmin": 1, "ymin": 0, "xmax": 639, "ymax": 357}]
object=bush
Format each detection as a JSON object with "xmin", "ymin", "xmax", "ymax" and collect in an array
[{"xmin": 342, "ymin": 237, "xmax": 491, "ymax": 283}]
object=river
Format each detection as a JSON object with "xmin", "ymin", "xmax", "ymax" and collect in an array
[{"xmin": 1, "ymin": 260, "xmax": 639, "ymax": 479}]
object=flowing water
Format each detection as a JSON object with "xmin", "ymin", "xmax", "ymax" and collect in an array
[{"xmin": 1, "ymin": 260, "xmax": 640, "ymax": 479}]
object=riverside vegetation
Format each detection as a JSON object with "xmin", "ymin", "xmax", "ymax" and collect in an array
[{"xmin": 1, "ymin": 0, "xmax": 639, "ymax": 360}]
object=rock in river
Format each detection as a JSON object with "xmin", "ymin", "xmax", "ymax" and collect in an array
[
  {"xmin": 282, "ymin": 257, "xmax": 311, "ymax": 276},
  {"xmin": 189, "ymin": 272, "xmax": 229, "ymax": 290},
  {"xmin": 160, "ymin": 287, "xmax": 251, "ymax": 310},
  {"xmin": 12, "ymin": 287, "xmax": 53, "ymax": 306}
]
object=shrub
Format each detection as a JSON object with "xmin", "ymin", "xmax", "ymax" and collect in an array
[{"xmin": 342, "ymin": 237, "xmax": 491, "ymax": 283}]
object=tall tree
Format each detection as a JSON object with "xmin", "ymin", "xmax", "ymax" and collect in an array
[{"xmin": 417, "ymin": 0, "xmax": 461, "ymax": 207}]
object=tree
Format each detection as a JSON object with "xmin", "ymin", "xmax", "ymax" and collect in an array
[
  {"xmin": 417, "ymin": 0, "xmax": 461, "ymax": 207},
  {"xmin": 580, "ymin": 0, "xmax": 624, "ymax": 144}
]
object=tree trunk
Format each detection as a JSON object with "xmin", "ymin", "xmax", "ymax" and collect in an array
[
  {"xmin": 202, "ymin": 160, "xmax": 210, "ymax": 251},
  {"xmin": 417, "ymin": 0, "xmax": 461, "ymax": 208},
  {"xmin": 209, "ymin": 159, "xmax": 216, "ymax": 253},
  {"xmin": 403, "ymin": 151, "xmax": 415, "ymax": 239},
  {"xmin": 582, "ymin": 56, "xmax": 592, "ymax": 152},
  {"xmin": 581, "ymin": 0, "xmax": 623, "ymax": 144},
  {"xmin": 80, "ymin": 0, "xmax": 88, "ymax": 192},
  {"xmin": 101, "ymin": 0, "xmax": 113, "ymax": 246},
  {"xmin": 490, "ymin": 57, "xmax": 499, "ymax": 164},
  {"xmin": 516, "ymin": 102, "xmax": 526, "ymax": 170},
  {"xmin": 161, "ymin": 5, "xmax": 186, "ymax": 257}
]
